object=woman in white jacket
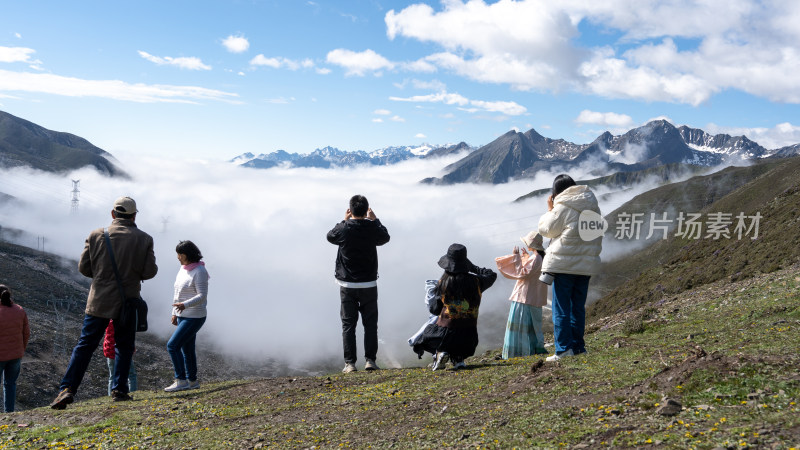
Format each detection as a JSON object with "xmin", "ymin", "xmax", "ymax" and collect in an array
[
  {"xmin": 537, "ymin": 174, "xmax": 602, "ymax": 362},
  {"xmin": 164, "ymin": 240, "xmax": 209, "ymax": 392}
]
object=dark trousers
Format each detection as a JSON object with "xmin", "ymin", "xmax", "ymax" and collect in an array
[
  {"xmin": 340, "ymin": 286, "xmax": 378, "ymax": 364},
  {"xmin": 60, "ymin": 314, "xmax": 135, "ymax": 394}
]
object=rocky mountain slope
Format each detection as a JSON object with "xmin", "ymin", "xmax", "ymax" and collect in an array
[
  {"xmin": 425, "ymin": 120, "xmax": 789, "ymax": 185},
  {"xmin": 0, "ymin": 110, "xmax": 125, "ymax": 177},
  {"xmin": 513, "ymin": 162, "xmax": 711, "ymax": 202}
]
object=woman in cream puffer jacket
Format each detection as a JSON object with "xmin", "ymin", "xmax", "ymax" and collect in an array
[{"xmin": 538, "ymin": 175, "xmax": 602, "ymax": 361}]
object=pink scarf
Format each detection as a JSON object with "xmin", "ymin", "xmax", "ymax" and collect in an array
[{"xmin": 182, "ymin": 261, "xmax": 210, "ymax": 278}]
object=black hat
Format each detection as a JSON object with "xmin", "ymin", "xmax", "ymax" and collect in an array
[{"xmin": 438, "ymin": 243, "xmax": 473, "ymax": 274}]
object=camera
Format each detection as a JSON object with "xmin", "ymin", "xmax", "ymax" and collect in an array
[{"xmin": 539, "ymin": 272, "xmax": 554, "ymax": 285}]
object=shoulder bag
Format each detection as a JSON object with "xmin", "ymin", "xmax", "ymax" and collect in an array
[{"xmin": 103, "ymin": 228, "xmax": 148, "ymax": 332}]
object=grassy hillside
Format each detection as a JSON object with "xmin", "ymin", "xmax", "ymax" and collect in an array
[
  {"xmin": 2, "ymin": 265, "xmax": 798, "ymax": 448},
  {"xmin": 590, "ymin": 155, "xmax": 800, "ymax": 319},
  {"xmin": 590, "ymin": 159, "xmax": 787, "ymax": 304},
  {"xmin": 0, "ymin": 110, "xmax": 126, "ymax": 177}
]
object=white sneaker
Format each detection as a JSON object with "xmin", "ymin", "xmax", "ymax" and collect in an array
[
  {"xmin": 342, "ymin": 363, "xmax": 357, "ymax": 373},
  {"xmin": 164, "ymin": 379, "xmax": 189, "ymax": 392},
  {"xmin": 432, "ymin": 352, "xmax": 449, "ymax": 371},
  {"xmin": 453, "ymin": 361, "xmax": 467, "ymax": 370},
  {"xmin": 364, "ymin": 359, "xmax": 380, "ymax": 371},
  {"xmin": 187, "ymin": 380, "xmax": 200, "ymax": 390},
  {"xmin": 545, "ymin": 349, "xmax": 574, "ymax": 362}
]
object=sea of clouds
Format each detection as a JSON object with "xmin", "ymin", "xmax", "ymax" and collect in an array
[{"xmin": 0, "ymin": 151, "xmax": 707, "ymax": 370}]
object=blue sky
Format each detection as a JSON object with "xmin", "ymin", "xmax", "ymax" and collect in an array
[{"xmin": 2, "ymin": 0, "xmax": 800, "ymax": 160}]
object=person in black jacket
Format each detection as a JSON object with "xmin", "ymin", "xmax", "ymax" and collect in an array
[
  {"xmin": 327, "ymin": 195, "xmax": 390, "ymax": 373},
  {"xmin": 412, "ymin": 244, "xmax": 497, "ymax": 370}
]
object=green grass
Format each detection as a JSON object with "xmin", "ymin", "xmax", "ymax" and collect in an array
[{"xmin": 3, "ymin": 267, "xmax": 799, "ymax": 449}]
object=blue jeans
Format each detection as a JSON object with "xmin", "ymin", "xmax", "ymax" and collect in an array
[
  {"xmin": 551, "ymin": 273, "xmax": 591, "ymax": 355},
  {"xmin": 106, "ymin": 358, "xmax": 137, "ymax": 396},
  {"xmin": 167, "ymin": 316, "xmax": 206, "ymax": 381},
  {"xmin": 1, "ymin": 358, "xmax": 21, "ymax": 412},
  {"xmin": 60, "ymin": 314, "xmax": 136, "ymax": 394}
]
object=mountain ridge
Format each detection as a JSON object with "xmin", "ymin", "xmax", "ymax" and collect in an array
[
  {"xmin": 234, "ymin": 142, "xmax": 474, "ymax": 170},
  {"xmin": 0, "ymin": 110, "xmax": 126, "ymax": 178},
  {"xmin": 424, "ymin": 119, "xmax": 796, "ymax": 185}
]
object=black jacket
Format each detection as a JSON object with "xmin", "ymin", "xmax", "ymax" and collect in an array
[{"xmin": 327, "ymin": 219, "xmax": 390, "ymax": 283}]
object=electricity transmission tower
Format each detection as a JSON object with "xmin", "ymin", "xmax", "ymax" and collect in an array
[{"xmin": 70, "ymin": 180, "xmax": 80, "ymax": 214}]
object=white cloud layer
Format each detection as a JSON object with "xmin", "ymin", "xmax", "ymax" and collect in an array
[
  {"xmin": 222, "ymin": 35, "xmax": 250, "ymax": 53},
  {"xmin": 390, "ymin": 91, "xmax": 527, "ymax": 116},
  {"xmin": 0, "ymin": 156, "xmax": 566, "ymax": 369},
  {"xmin": 0, "ymin": 69, "xmax": 239, "ymax": 104},
  {"xmin": 138, "ymin": 51, "xmax": 211, "ymax": 71},
  {"xmin": 326, "ymin": 49, "xmax": 394, "ymax": 76},
  {"xmin": 0, "ymin": 152, "xmax": 735, "ymax": 370},
  {"xmin": 250, "ymin": 55, "xmax": 315, "ymax": 71},
  {"xmin": 0, "ymin": 46, "xmax": 38, "ymax": 64},
  {"xmin": 575, "ymin": 110, "xmax": 634, "ymax": 128},
  {"xmin": 382, "ymin": 0, "xmax": 800, "ymax": 105}
]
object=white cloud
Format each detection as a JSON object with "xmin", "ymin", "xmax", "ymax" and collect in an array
[
  {"xmin": 250, "ymin": 54, "xmax": 315, "ymax": 71},
  {"xmin": 469, "ymin": 100, "xmax": 527, "ymax": 116},
  {"xmin": 415, "ymin": 133, "xmax": 426, "ymax": 138},
  {"xmin": 412, "ymin": 79, "xmax": 447, "ymax": 91},
  {"xmin": 326, "ymin": 48, "xmax": 394, "ymax": 76},
  {"xmin": 390, "ymin": 91, "xmax": 469, "ymax": 106},
  {"xmin": 373, "ymin": 109, "xmax": 391, "ymax": 115},
  {"xmin": 265, "ymin": 97, "xmax": 295, "ymax": 104},
  {"xmin": 315, "ymin": 67, "xmax": 332, "ymax": 75},
  {"xmin": 392, "ymin": 78, "xmax": 446, "ymax": 91},
  {"xmin": 704, "ymin": 121, "xmax": 800, "ymax": 150},
  {"xmin": 14, "ymin": 33, "xmax": 22, "ymax": 39},
  {"xmin": 372, "ymin": 118, "xmax": 384, "ymax": 123},
  {"xmin": 575, "ymin": 110, "xmax": 634, "ymax": 128},
  {"xmin": 138, "ymin": 51, "xmax": 211, "ymax": 71},
  {"xmin": 390, "ymin": 90, "xmax": 526, "ymax": 116},
  {"xmin": 382, "ymin": 0, "xmax": 800, "ymax": 105},
  {"xmin": 0, "ymin": 69, "xmax": 239, "ymax": 104},
  {"xmin": 0, "ymin": 46, "xmax": 41, "ymax": 66},
  {"xmin": 403, "ymin": 58, "xmax": 437, "ymax": 73},
  {"xmin": 390, "ymin": 115, "xmax": 405, "ymax": 122},
  {"xmin": 222, "ymin": 35, "xmax": 250, "ymax": 53}
]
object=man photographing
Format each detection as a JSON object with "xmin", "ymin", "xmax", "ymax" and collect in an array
[{"xmin": 327, "ymin": 195, "xmax": 390, "ymax": 373}]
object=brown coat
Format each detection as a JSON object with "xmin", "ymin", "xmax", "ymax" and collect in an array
[
  {"xmin": 0, "ymin": 303, "xmax": 30, "ymax": 361},
  {"xmin": 79, "ymin": 218, "xmax": 158, "ymax": 319}
]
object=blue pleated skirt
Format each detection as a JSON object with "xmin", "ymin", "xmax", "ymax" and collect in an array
[{"xmin": 502, "ymin": 302, "xmax": 547, "ymax": 359}]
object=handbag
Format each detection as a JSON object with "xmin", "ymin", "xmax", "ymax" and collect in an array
[{"xmin": 103, "ymin": 229, "xmax": 148, "ymax": 332}]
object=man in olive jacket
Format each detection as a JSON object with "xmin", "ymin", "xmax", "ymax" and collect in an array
[
  {"xmin": 327, "ymin": 195, "xmax": 390, "ymax": 374},
  {"xmin": 51, "ymin": 196, "xmax": 157, "ymax": 409}
]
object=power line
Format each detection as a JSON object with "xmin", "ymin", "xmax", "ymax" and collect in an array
[{"xmin": 70, "ymin": 180, "xmax": 80, "ymax": 214}]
